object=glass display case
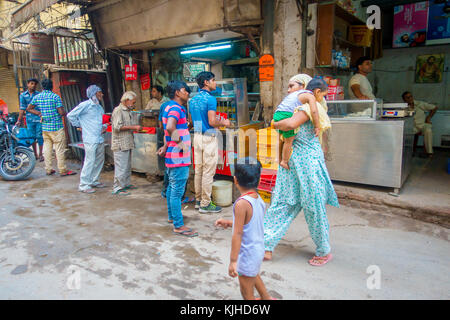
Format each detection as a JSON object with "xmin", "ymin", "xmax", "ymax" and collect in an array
[{"xmin": 326, "ymin": 99, "xmax": 381, "ymax": 120}]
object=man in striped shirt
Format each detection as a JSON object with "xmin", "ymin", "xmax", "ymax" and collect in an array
[
  {"xmin": 27, "ymin": 79, "xmax": 76, "ymax": 177},
  {"xmin": 158, "ymin": 80, "xmax": 197, "ymax": 237}
]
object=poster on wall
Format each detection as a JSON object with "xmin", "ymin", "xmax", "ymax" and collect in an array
[
  {"xmin": 426, "ymin": 0, "xmax": 450, "ymax": 45},
  {"xmin": 415, "ymin": 53, "xmax": 444, "ymax": 83},
  {"xmin": 393, "ymin": 2, "xmax": 428, "ymax": 48}
]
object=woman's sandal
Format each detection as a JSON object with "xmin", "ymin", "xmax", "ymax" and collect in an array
[
  {"xmin": 309, "ymin": 254, "xmax": 333, "ymax": 266},
  {"xmin": 173, "ymin": 228, "xmax": 198, "ymax": 237},
  {"xmin": 46, "ymin": 169, "xmax": 56, "ymax": 176}
]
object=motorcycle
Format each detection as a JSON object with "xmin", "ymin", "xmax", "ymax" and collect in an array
[{"xmin": 0, "ymin": 110, "xmax": 36, "ymax": 181}]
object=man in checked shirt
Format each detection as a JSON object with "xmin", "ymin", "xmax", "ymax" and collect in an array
[{"xmin": 27, "ymin": 79, "xmax": 77, "ymax": 177}]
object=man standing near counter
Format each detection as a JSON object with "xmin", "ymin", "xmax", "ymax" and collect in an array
[
  {"xmin": 349, "ymin": 56, "xmax": 375, "ymax": 101},
  {"xmin": 145, "ymin": 85, "xmax": 169, "ymax": 111},
  {"xmin": 402, "ymin": 91, "xmax": 438, "ymax": 158},
  {"xmin": 189, "ymin": 71, "xmax": 231, "ymax": 214}
]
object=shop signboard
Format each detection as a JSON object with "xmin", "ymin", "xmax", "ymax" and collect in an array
[
  {"xmin": 259, "ymin": 54, "xmax": 275, "ymax": 82},
  {"xmin": 140, "ymin": 73, "xmax": 151, "ymax": 90},
  {"xmin": 393, "ymin": 2, "xmax": 428, "ymax": 48},
  {"xmin": 426, "ymin": 0, "xmax": 450, "ymax": 45},
  {"xmin": 30, "ymin": 33, "xmax": 55, "ymax": 64},
  {"xmin": 125, "ymin": 64, "xmax": 138, "ymax": 81}
]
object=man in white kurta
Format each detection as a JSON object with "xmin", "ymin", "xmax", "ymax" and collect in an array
[{"xmin": 402, "ymin": 91, "xmax": 438, "ymax": 157}]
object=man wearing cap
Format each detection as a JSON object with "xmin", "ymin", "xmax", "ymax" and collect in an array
[
  {"xmin": 67, "ymin": 85, "xmax": 107, "ymax": 193},
  {"xmin": 16, "ymin": 78, "xmax": 44, "ymax": 162}
]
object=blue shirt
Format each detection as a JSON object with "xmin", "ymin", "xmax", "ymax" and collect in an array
[
  {"xmin": 30, "ymin": 90, "xmax": 64, "ymax": 132},
  {"xmin": 67, "ymin": 99, "xmax": 106, "ymax": 144},
  {"xmin": 20, "ymin": 91, "xmax": 40, "ymax": 123},
  {"xmin": 188, "ymin": 89, "xmax": 217, "ymax": 134}
]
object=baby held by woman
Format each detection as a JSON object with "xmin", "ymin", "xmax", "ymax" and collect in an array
[{"xmin": 273, "ymin": 75, "xmax": 331, "ymax": 169}]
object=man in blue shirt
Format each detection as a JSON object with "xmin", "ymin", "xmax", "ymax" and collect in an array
[
  {"xmin": 16, "ymin": 78, "xmax": 43, "ymax": 161},
  {"xmin": 189, "ymin": 72, "xmax": 231, "ymax": 214},
  {"xmin": 67, "ymin": 85, "xmax": 108, "ymax": 193}
]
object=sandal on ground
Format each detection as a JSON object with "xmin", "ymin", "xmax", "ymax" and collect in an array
[
  {"xmin": 111, "ymin": 189, "xmax": 130, "ymax": 196},
  {"xmin": 173, "ymin": 228, "xmax": 198, "ymax": 237},
  {"xmin": 60, "ymin": 170, "xmax": 77, "ymax": 177},
  {"xmin": 80, "ymin": 188, "xmax": 96, "ymax": 194},
  {"xmin": 309, "ymin": 254, "xmax": 333, "ymax": 266},
  {"xmin": 39, "ymin": 156, "xmax": 44, "ymax": 162},
  {"xmin": 124, "ymin": 184, "xmax": 138, "ymax": 190},
  {"xmin": 181, "ymin": 196, "xmax": 195, "ymax": 204},
  {"xmin": 93, "ymin": 183, "xmax": 107, "ymax": 188},
  {"xmin": 46, "ymin": 169, "xmax": 56, "ymax": 176}
]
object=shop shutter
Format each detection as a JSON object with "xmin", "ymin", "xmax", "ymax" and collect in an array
[{"xmin": 0, "ymin": 68, "xmax": 19, "ymax": 114}]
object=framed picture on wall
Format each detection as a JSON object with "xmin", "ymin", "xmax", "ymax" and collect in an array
[{"xmin": 415, "ymin": 53, "xmax": 445, "ymax": 83}]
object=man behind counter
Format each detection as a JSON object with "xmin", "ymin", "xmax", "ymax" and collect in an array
[
  {"xmin": 349, "ymin": 56, "xmax": 375, "ymax": 101},
  {"xmin": 145, "ymin": 85, "xmax": 170, "ymax": 111},
  {"xmin": 402, "ymin": 91, "xmax": 438, "ymax": 158}
]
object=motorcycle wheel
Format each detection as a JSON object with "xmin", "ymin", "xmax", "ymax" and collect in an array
[{"xmin": 0, "ymin": 147, "xmax": 36, "ymax": 181}]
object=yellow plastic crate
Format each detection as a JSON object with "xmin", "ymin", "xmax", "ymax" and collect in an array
[{"xmin": 258, "ymin": 190, "xmax": 272, "ymax": 204}]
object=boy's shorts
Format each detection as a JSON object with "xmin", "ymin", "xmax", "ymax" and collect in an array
[{"xmin": 273, "ymin": 111, "xmax": 296, "ymax": 139}]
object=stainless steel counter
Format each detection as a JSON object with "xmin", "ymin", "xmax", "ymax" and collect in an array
[{"xmin": 325, "ymin": 117, "xmax": 414, "ymax": 192}]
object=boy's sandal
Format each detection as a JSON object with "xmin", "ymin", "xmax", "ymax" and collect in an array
[
  {"xmin": 124, "ymin": 185, "xmax": 138, "ymax": 190},
  {"xmin": 60, "ymin": 170, "xmax": 77, "ymax": 177},
  {"xmin": 46, "ymin": 169, "xmax": 56, "ymax": 176},
  {"xmin": 173, "ymin": 228, "xmax": 198, "ymax": 237},
  {"xmin": 111, "ymin": 189, "xmax": 130, "ymax": 196},
  {"xmin": 309, "ymin": 254, "xmax": 333, "ymax": 266}
]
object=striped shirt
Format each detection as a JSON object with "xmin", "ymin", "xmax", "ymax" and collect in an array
[
  {"xmin": 30, "ymin": 90, "xmax": 64, "ymax": 132},
  {"xmin": 162, "ymin": 101, "xmax": 191, "ymax": 168}
]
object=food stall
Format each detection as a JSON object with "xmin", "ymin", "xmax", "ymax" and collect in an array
[
  {"xmin": 189, "ymin": 78, "xmax": 263, "ymax": 178},
  {"xmin": 325, "ymin": 99, "xmax": 414, "ymax": 195}
]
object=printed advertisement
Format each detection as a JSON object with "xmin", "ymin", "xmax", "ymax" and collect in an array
[{"xmin": 393, "ymin": 2, "xmax": 428, "ymax": 48}]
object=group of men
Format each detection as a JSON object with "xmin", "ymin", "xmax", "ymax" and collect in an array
[
  {"xmin": 349, "ymin": 56, "xmax": 438, "ymax": 158},
  {"xmin": 16, "ymin": 72, "xmax": 232, "ymax": 237}
]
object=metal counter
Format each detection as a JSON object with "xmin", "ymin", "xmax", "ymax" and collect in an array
[
  {"xmin": 325, "ymin": 117, "xmax": 414, "ymax": 192},
  {"xmin": 104, "ymin": 131, "xmax": 165, "ymax": 176}
]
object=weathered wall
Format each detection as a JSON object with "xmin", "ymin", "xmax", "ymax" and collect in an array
[
  {"xmin": 91, "ymin": 0, "xmax": 262, "ymax": 49},
  {"xmin": 272, "ymin": 0, "xmax": 303, "ymax": 107}
]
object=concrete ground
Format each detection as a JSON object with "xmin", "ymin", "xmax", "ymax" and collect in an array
[
  {"xmin": 334, "ymin": 148, "xmax": 450, "ymax": 209},
  {"xmin": 0, "ymin": 160, "xmax": 449, "ymax": 300}
]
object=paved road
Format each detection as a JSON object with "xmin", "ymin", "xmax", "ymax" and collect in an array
[{"xmin": 0, "ymin": 162, "xmax": 449, "ymax": 299}]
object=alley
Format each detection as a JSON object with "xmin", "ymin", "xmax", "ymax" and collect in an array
[{"xmin": 0, "ymin": 161, "xmax": 449, "ymax": 300}]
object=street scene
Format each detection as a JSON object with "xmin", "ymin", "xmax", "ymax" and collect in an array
[{"xmin": 0, "ymin": 0, "xmax": 449, "ymax": 302}]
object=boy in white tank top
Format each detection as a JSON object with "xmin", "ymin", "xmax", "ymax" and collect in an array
[{"xmin": 215, "ymin": 158, "xmax": 275, "ymax": 300}]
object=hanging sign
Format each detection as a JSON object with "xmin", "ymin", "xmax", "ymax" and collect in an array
[
  {"xmin": 30, "ymin": 32, "xmax": 55, "ymax": 64},
  {"xmin": 259, "ymin": 54, "xmax": 275, "ymax": 66},
  {"xmin": 125, "ymin": 64, "xmax": 138, "ymax": 81},
  {"xmin": 140, "ymin": 73, "xmax": 151, "ymax": 90},
  {"xmin": 259, "ymin": 54, "xmax": 274, "ymax": 82}
]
